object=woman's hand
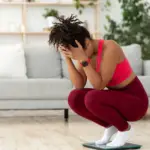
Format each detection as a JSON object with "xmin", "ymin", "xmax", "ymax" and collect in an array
[
  {"xmin": 59, "ymin": 46, "xmax": 72, "ymax": 59},
  {"xmin": 59, "ymin": 40, "xmax": 88, "ymax": 61}
]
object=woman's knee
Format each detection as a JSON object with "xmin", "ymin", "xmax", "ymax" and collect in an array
[
  {"xmin": 84, "ymin": 90, "xmax": 103, "ymax": 109},
  {"xmin": 68, "ymin": 89, "xmax": 83, "ymax": 109},
  {"xmin": 84, "ymin": 90, "xmax": 107, "ymax": 109}
]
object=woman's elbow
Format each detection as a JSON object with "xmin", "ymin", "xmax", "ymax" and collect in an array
[
  {"xmin": 74, "ymin": 84, "xmax": 85, "ymax": 89},
  {"xmin": 73, "ymin": 82, "xmax": 85, "ymax": 89}
]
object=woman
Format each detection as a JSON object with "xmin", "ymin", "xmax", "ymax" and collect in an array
[{"xmin": 49, "ymin": 15, "xmax": 148, "ymax": 147}]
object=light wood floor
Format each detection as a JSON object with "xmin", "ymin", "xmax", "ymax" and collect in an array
[{"xmin": 0, "ymin": 109, "xmax": 149, "ymax": 150}]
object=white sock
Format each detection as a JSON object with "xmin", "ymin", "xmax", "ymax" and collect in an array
[
  {"xmin": 106, "ymin": 125, "xmax": 133, "ymax": 147},
  {"xmin": 95, "ymin": 126, "xmax": 118, "ymax": 145}
]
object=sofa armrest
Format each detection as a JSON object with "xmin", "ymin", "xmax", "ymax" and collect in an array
[
  {"xmin": 138, "ymin": 76, "xmax": 150, "ymax": 97},
  {"xmin": 143, "ymin": 60, "xmax": 150, "ymax": 76}
]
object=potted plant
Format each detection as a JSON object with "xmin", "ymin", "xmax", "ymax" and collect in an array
[{"xmin": 43, "ymin": 8, "xmax": 59, "ymax": 28}]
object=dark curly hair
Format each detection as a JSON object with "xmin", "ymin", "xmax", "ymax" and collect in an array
[{"xmin": 49, "ymin": 15, "xmax": 92, "ymax": 50}]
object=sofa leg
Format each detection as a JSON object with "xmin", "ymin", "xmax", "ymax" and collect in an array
[{"xmin": 64, "ymin": 109, "xmax": 69, "ymax": 122}]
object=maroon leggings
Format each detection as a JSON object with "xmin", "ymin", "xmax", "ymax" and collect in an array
[{"xmin": 68, "ymin": 77, "xmax": 148, "ymax": 131}]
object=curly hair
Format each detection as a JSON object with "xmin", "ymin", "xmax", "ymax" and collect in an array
[{"xmin": 49, "ymin": 14, "xmax": 92, "ymax": 50}]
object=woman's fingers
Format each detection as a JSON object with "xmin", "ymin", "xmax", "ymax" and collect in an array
[
  {"xmin": 61, "ymin": 50, "xmax": 71, "ymax": 55},
  {"xmin": 59, "ymin": 47, "xmax": 66, "ymax": 52},
  {"xmin": 61, "ymin": 50, "xmax": 72, "ymax": 58},
  {"xmin": 58, "ymin": 45, "xmax": 72, "ymax": 58},
  {"xmin": 75, "ymin": 40, "xmax": 82, "ymax": 49},
  {"xmin": 59, "ymin": 45, "xmax": 69, "ymax": 51},
  {"xmin": 62, "ymin": 53, "xmax": 71, "ymax": 58}
]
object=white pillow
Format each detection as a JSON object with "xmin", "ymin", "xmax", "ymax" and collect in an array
[{"xmin": 0, "ymin": 44, "xmax": 27, "ymax": 78}]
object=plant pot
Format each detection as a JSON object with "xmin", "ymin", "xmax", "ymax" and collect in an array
[
  {"xmin": 144, "ymin": 60, "xmax": 150, "ymax": 76},
  {"xmin": 46, "ymin": 16, "xmax": 56, "ymax": 28}
]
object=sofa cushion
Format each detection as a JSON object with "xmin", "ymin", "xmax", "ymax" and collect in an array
[
  {"xmin": 24, "ymin": 44, "xmax": 61, "ymax": 78},
  {"xmin": 62, "ymin": 59, "xmax": 69, "ymax": 79},
  {"xmin": 138, "ymin": 76, "xmax": 150, "ymax": 97},
  {"xmin": 122, "ymin": 44, "xmax": 143, "ymax": 75},
  {"xmin": 0, "ymin": 79, "xmax": 72, "ymax": 100}
]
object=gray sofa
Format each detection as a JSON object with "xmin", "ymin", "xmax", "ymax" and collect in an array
[{"xmin": 0, "ymin": 44, "xmax": 149, "ymax": 121}]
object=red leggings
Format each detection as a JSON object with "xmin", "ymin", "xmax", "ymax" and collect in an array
[{"xmin": 68, "ymin": 77, "xmax": 148, "ymax": 131}]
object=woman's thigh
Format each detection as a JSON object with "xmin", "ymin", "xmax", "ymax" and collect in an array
[{"xmin": 84, "ymin": 89, "xmax": 148, "ymax": 121}]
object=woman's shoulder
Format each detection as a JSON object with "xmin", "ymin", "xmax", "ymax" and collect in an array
[
  {"xmin": 104, "ymin": 40, "xmax": 118, "ymax": 47},
  {"xmin": 103, "ymin": 40, "xmax": 122, "ymax": 53},
  {"xmin": 103, "ymin": 40, "xmax": 125, "ymax": 62}
]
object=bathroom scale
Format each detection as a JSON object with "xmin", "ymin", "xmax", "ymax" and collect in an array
[{"xmin": 82, "ymin": 142, "xmax": 142, "ymax": 150}]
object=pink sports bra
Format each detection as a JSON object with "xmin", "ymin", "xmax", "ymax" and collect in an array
[{"xmin": 96, "ymin": 40, "xmax": 133, "ymax": 86}]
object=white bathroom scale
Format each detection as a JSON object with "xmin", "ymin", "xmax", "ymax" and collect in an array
[{"xmin": 82, "ymin": 142, "xmax": 142, "ymax": 150}]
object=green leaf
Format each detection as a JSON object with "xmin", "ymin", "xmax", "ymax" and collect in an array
[
  {"xmin": 43, "ymin": 8, "xmax": 59, "ymax": 18},
  {"xmin": 104, "ymin": 25, "xmax": 108, "ymax": 31},
  {"xmin": 88, "ymin": 2, "xmax": 94, "ymax": 6},
  {"xmin": 106, "ymin": 15, "xmax": 111, "ymax": 21},
  {"xmin": 106, "ymin": 0, "xmax": 111, "ymax": 7},
  {"xmin": 73, "ymin": 0, "xmax": 98, "ymax": 14},
  {"xmin": 80, "ymin": 4, "xmax": 85, "ymax": 8}
]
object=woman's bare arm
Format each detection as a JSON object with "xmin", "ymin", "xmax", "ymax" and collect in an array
[{"xmin": 65, "ymin": 58, "xmax": 87, "ymax": 89}]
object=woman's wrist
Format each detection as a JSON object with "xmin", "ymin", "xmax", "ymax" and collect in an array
[
  {"xmin": 65, "ymin": 57, "xmax": 73, "ymax": 65},
  {"xmin": 79, "ymin": 55, "xmax": 89, "ymax": 63},
  {"xmin": 65, "ymin": 57, "xmax": 71, "ymax": 61}
]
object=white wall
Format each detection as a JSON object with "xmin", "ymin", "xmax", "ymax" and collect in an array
[{"xmin": 0, "ymin": 5, "xmax": 23, "ymax": 44}]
